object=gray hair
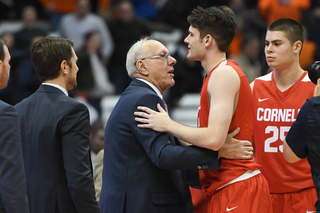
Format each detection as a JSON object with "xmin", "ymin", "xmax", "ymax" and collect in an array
[{"xmin": 126, "ymin": 36, "xmax": 152, "ymax": 78}]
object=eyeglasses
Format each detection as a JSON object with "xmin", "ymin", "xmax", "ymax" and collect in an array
[
  {"xmin": 141, "ymin": 53, "xmax": 170, "ymax": 61},
  {"xmin": 135, "ymin": 53, "xmax": 170, "ymax": 65}
]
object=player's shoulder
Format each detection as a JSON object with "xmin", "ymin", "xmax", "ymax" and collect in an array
[
  {"xmin": 251, "ymin": 72, "xmax": 273, "ymax": 88},
  {"xmin": 210, "ymin": 64, "xmax": 240, "ymax": 88},
  {"xmin": 213, "ymin": 60, "xmax": 239, "ymax": 77}
]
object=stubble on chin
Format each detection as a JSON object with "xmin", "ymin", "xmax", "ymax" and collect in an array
[{"xmin": 0, "ymin": 75, "xmax": 9, "ymax": 89}]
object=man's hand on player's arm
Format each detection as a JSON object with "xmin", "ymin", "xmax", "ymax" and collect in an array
[{"xmin": 218, "ymin": 127, "xmax": 253, "ymax": 159}]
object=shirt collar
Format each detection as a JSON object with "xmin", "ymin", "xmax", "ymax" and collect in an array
[
  {"xmin": 42, "ymin": 83, "xmax": 69, "ymax": 96},
  {"xmin": 136, "ymin": 78, "xmax": 163, "ymax": 99}
]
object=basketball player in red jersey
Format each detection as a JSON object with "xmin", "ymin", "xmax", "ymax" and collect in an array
[
  {"xmin": 251, "ymin": 18, "xmax": 317, "ymax": 213},
  {"xmin": 134, "ymin": 6, "xmax": 272, "ymax": 213}
]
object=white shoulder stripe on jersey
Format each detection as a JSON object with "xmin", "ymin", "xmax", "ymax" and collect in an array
[
  {"xmin": 256, "ymin": 72, "xmax": 272, "ymax": 81},
  {"xmin": 302, "ymin": 74, "xmax": 312, "ymax": 82},
  {"xmin": 217, "ymin": 60, "xmax": 228, "ymax": 67}
]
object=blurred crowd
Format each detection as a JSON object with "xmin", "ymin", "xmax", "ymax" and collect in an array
[{"xmin": 0, "ymin": 0, "xmax": 320, "ymax": 122}]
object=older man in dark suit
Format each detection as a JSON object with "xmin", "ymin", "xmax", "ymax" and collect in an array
[
  {"xmin": 15, "ymin": 37, "xmax": 100, "ymax": 213},
  {"xmin": 99, "ymin": 37, "xmax": 254, "ymax": 213},
  {"xmin": 0, "ymin": 39, "xmax": 29, "ymax": 213}
]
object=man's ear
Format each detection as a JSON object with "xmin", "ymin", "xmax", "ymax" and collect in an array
[
  {"xmin": 204, "ymin": 34, "xmax": 212, "ymax": 47},
  {"xmin": 136, "ymin": 60, "xmax": 148, "ymax": 76},
  {"xmin": 294, "ymin": 40, "xmax": 302, "ymax": 54},
  {"xmin": 60, "ymin": 60, "xmax": 68, "ymax": 75}
]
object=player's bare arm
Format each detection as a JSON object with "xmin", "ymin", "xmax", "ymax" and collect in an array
[
  {"xmin": 179, "ymin": 127, "xmax": 253, "ymax": 159},
  {"xmin": 134, "ymin": 107, "xmax": 253, "ymax": 159},
  {"xmin": 218, "ymin": 79, "xmax": 256, "ymax": 159},
  {"xmin": 135, "ymin": 65, "xmax": 240, "ymax": 151}
]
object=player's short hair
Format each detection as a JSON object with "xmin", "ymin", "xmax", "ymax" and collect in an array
[
  {"xmin": 267, "ymin": 18, "xmax": 304, "ymax": 46},
  {"xmin": 187, "ymin": 6, "xmax": 237, "ymax": 52}
]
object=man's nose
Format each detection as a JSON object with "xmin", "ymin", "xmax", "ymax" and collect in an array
[{"xmin": 168, "ymin": 55, "xmax": 177, "ymax": 65}]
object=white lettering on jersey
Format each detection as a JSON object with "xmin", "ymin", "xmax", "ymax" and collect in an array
[
  {"xmin": 264, "ymin": 126, "xmax": 290, "ymax": 153},
  {"xmin": 257, "ymin": 108, "xmax": 297, "ymax": 122}
]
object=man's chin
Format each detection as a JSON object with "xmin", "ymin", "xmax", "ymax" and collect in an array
[
  {"xmin": 186, "ymin": 54, "xmax": 195, "ymax": 61},
  {"xmin": 0, "ymin": 81, "xmax": 8, "ymax": 90},
  {"xmin": 170, "ymin": 80, "xmax": 175, "ymax": 88},
  {"xmin": 67, "ymin": 82, "xmax": 77, "ymax": 91}
]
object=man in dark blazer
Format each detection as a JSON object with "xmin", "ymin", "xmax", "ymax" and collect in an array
[
  {"xmin": 0, "ymin": 39, "xmax": 29, "ymax": 213},
  {"xmin": 99, "ymin": 37, "xmax": 253, "ymax": 213},
  {"xmin": 15, "ymin": 37, "xmax": 100, "ymax": 213}
]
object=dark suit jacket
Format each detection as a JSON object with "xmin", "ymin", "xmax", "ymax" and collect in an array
[
  {"xmin": 0, "ymin": 101, "xmax": 29, "ymax": 213},
  {"xmin": 15, "ymin": 85, "xmax": 100, "ymax": 213},
  {"xmin": 99, "ymin": 79, "xmax": 220, "ymax": 213}
]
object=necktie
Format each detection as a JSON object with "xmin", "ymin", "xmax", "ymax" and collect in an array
[
  {"xmin": 162, "ymin": 98, "xmax": 174, "ymax": 143},
  {"xmin": 162, "ymin": 98, "xmax": 168, "ymax": 112}
]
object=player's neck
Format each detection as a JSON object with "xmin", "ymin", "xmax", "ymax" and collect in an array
[
  {"xmin": 201, "ymin": 51, "xmax": 226, "ymax": 74},
  {"xmin": 273, "ymin": 66, "xmax": 305, "ymax": 92}
]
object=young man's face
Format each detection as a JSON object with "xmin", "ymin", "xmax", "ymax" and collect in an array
[
  {"xmin": 264, "ymin": 30, "xmax": 296, "ymax": 70},
  {"xmin": 0, "ymin": 44, "xmax": 11, "ymax": 89},
  {"xmin": 184, "ymin": 25, "xmax": 206, "ymax": 61}
]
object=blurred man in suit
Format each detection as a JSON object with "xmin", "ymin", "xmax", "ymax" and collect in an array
[
  {"xmin": 0, "ymin": 38, "xmax": 29, "ymax": 213},
  {"xmin": 15, "ymin": 36, "xmax": 100, "ymax": 213}
]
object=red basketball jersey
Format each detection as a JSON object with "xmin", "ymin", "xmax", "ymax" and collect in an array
[
  {"xmin": 253, "ymin": 71, "xmax": 315, "ymax": 193},
  {"xmin": 198, "ymin": 59, "xmax": 260, "ymax": 195}
]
